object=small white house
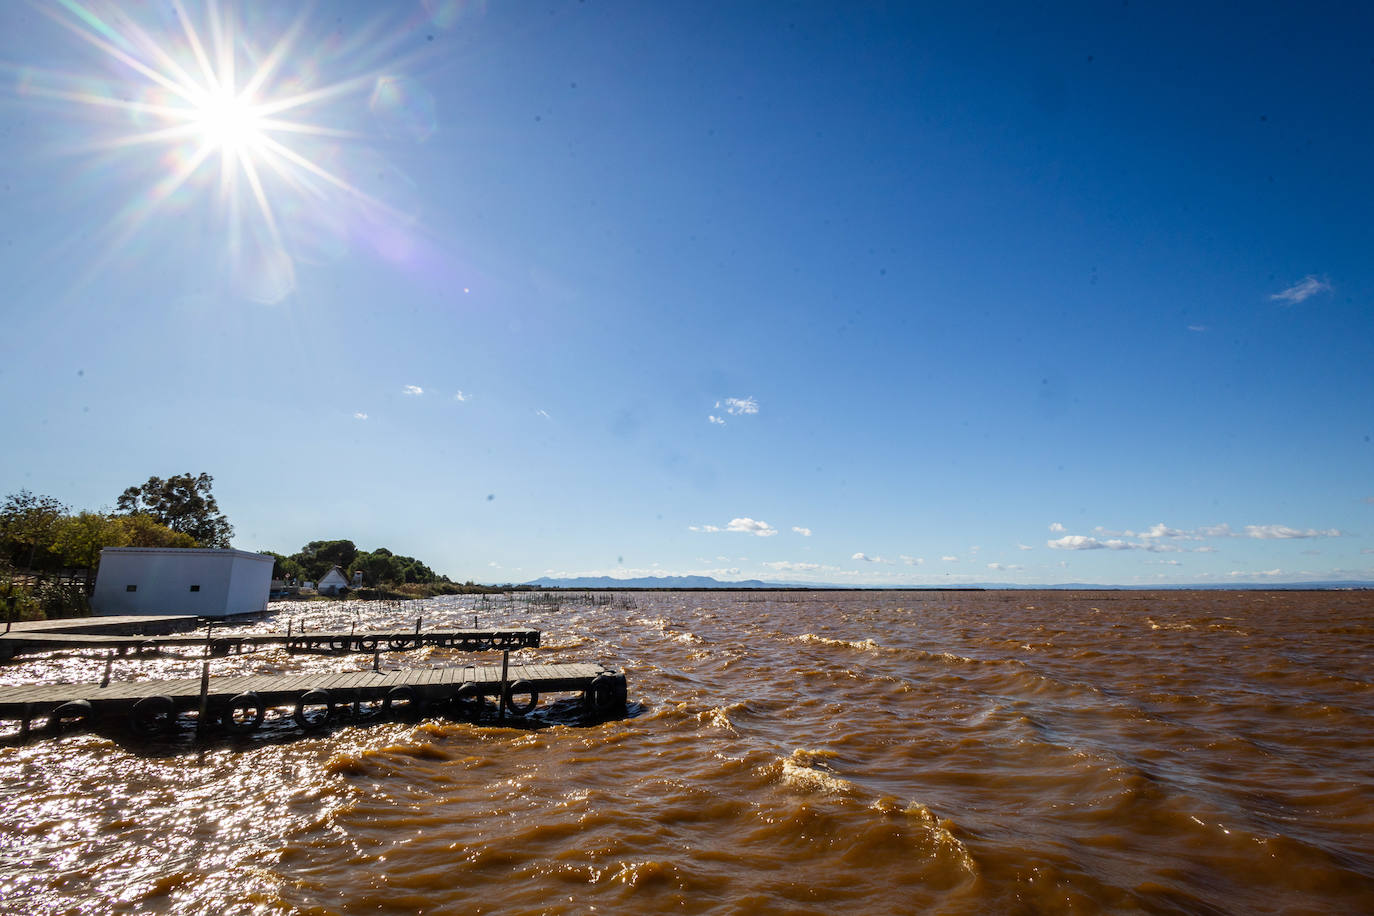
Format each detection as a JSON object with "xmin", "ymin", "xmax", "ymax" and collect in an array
[
  {"xmin": 317, "ymin": 566, "xmax": 350, "ymax": 596},
  {"xmin": 91, "ymin": 547, "xmax": 274, "ymax": 618}
]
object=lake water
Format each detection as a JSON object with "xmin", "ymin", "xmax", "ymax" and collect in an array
[{"xmin": 1, "ymin": 589, "xmax": 1372, "ymax": 914}]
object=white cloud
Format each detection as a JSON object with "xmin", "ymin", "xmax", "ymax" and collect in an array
[
  {"xmin": 1229, "ymin": 569, "xmax": 1283, "ymax": 578},
  {"xmin": 708, "ymin": 415, "xmax": 726, "ymax": 425},
  {"xmin": 454, "ymin": 390, "xmax": 470, "ymax": 402},
  {"xmin": 851, "ymin": 552, "xmax": 879, "ymax": 562},
  {"xmin": 900, "ymin": 555, "xmax": 924, "ymax": 566},
  {"xmin": 1188, "ymin": 325, "xmax": 1208, "ymax": 332},
  {"xmin": 1138, "ymin": 523, "xmax": 1194, "ymax": 540},
  {"xmin": 693, "ymin": 518, "xmax": 777, "ymax": 537},
  {"xmin": 1049, "ymin": 522, "xmax": 1066, "ymax": 533},
  {"xmin": 717, "ymin": 396, "xmax": 759, "ymax": 416},
  {"xmin": 728, "ymin": 517, "xmax": 777, "ymax": 536},
  {"xmin": 403, "ymin": 385, "xmax": 424, "ymax": 396},
  {"xmin": 987, "ymin": 563, "xmax": 1022, "ymax": 571},
  {"xmin": 353, "ymin": 412, "xmax": 368, "ymax": 420},
  {"xmin": 941, "ymin": 555, "xmax": 958, "ymax": 562},
  {"xmin": 792, "ymin": 526, "xmax": 812, "ymax": 537},
  {"xmin": 1048, "ymin": 535, "xmax": 1105, "ymax": 550},
  {"xmin": 1017, "ymin": 543, "xmax": 1033, "ymax": 551},
  {"xmin": 1243, "ymin": 525, "xmax": 1341, "ymax": 539},
  {"xmin": 1270, "ymin": 275, "xmax": 1332, "ymax": 304},
  {"xmin": 762, "ymin": 560, "xmax": 822, "ymax": 572},
  {"xmin": 535, "ymin": 408, "xmax": 551, "ymax": 419},
  {"xmin": 1198, "ymin": 523, "xmax": 1233, "ymax": 537}
]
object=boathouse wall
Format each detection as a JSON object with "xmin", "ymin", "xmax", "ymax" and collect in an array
[{"xmin": 91, "ymin": 548, "xmax": 273, "ymax": 618}]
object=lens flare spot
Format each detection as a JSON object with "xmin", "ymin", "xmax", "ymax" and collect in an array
[{"xmin": 369, "ymin": 76, "xmax": 438, "ymax": 143}]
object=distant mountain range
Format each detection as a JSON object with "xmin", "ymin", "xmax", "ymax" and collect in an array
[{"xmin": 522, "ymin": 575, "xmax": 1373, "ymax": 590}]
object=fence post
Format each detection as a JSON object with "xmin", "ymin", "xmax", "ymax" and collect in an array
[{"xmin": 499, "ymin": 650, "xmax": 509, "ymax": 722}]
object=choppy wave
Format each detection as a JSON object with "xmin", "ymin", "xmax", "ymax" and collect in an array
[{"xmin": 1, "ymin": 589, "xmax": 1372, "ymax": 913}]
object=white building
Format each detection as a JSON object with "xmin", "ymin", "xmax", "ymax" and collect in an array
[
  {"xmin": 91, "ymin": 547, "xmax": 274, "ymax": 618},
  {"xmin": 317, "ymin": 566, "xmax": 350, "ymax": 596}
]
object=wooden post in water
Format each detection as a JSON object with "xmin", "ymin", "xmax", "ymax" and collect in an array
[
  {"xmin": 287, "ymin": 617, "xmax": 292, "ymax": 638},
  {"xmin": 19, "ymin": 703, "xmax": 31, "ymax": 744},
  {"xmin": 100, "ymin": 650, "xmax": 113, "ymax": 688},
  {"xmin": 196, "ymin": 658, "xmax": 210, "ymax": 742},
  {"xmin": 499, "ymin": 649, "xmax": 509, "ymax": 722},
  {"xmin": 414, "ymin": 616, "xmax": 422, "ymax": 635},
  {"xmin": 373, "ymin": 648, "xmax": 380, "ymax": 672}
]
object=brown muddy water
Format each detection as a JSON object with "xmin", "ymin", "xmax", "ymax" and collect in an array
[{"xmin": 1, "ymin": 589, "xmax": 1372, "ymax": 914}]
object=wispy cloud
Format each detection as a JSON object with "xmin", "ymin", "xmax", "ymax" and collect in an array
[
  {"xmin": 708, "ymin": 415, "xmax": 726, "ymax": 425},
  {"xmin": 1017, "ymin": 543, "xmax": 1034, "ymax": 551},
  {"xmin": 900, "ymin": 555, "xmax": 924, "ymax": 566},
  {"xmin": 716, "ymin": 396, "xmax": 759, "ymax": 416},
  {"xmin": 1242, "ymin": 524, "xmax": 1341, "ymax": 539},
  {"xmin": 941, "ymin": 555, "xmax": 958, "ymax": 562},
  {"xmin": 1188, "ymin": 325, "xmax": 1208, "ymax": 332},
  {"xmin": 403, "ymin": 385, "xmax": 424, "ymax": 396},
  {"xmin": 353, "ymin": 412, "xmax": 368, "ymax": 420},
  {"xmin": 454, "ymin": 390, "xmax": 470, "ymax": 402},
  {"xmin": 851, "ymin": 552, "xmax": 888, "ymax": 563},
  {"xmin": 1049, "ymin": 522, "xmax": 1066, "ymax": 533},
  {"xmin": 1270, "ymin": 275, "xmax": 1331, "ymax": 305},
  {"xmin": 792, "ymin": 526, "xmax": 812, "ymax": 537},
  {"xmin": 535, "ymin": 408, "xmax": 551, "ymax": 420},
  {"xmin": 691, "ymin": 518, "xmax": 777, "ymax": 537},
  {"xmin": 762, "ymin": 560, "xmax": 822, "ymax": 572},
  {"xmin": 987, "ymin": 562, "xmax": 1022, "ymax": 571}
]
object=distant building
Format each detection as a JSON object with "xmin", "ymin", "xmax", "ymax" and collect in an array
[
  {"xmin": 91, "ymin": 548, "xmax": 273, "ymax": 618},
  {"xmin": 317, "ymin": 566, "xmax": 350, "ymax": 596}
]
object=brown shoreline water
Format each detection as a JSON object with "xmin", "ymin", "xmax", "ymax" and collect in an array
[{"xmin": 0, "ymin": 589, "xmax": 1371, "ymax": 914}]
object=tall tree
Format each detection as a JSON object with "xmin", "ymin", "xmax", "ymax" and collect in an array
[
  {"xmin": 116, "ymin": 473, "xmax": 233, "ymax": 548},
  {"xmin": 0, "ymin": 489, "xmax": 68, "ymax": 569}
]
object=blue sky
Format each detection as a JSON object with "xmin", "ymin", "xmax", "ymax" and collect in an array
[{"xmin": 1, "ymin": 1, "xmax": 1371, "ymax": 586}]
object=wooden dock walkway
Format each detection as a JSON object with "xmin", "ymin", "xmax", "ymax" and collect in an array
[
  {"xmin": 0, "ymin": 661, "xmax": 628, "ymax": 739},
  {"xmin": 0, "ymin": 628, "xmax": 541, "ymax": 660}
]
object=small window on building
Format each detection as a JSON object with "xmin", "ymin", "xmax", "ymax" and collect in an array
[
  {"xmin": 189, "ymin": 585, "xmax": 201, "ymax": 593},
  {"xmin": 126, "ymin": 584, "xmax": 137, "ymax": 592}
]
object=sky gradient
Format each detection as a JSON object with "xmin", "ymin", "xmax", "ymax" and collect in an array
[{"xmin": 2, "ymin": 1, "xmax": 1371, "ymax": 586}]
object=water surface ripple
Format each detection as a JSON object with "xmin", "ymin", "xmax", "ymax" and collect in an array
[{"xmin": 1, "ymin": 590, "xmax": 1371, "ymax": 914}]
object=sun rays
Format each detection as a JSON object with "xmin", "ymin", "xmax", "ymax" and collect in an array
[{"xmin": 21, "ymin": 0, "xmax": 428, "ymax": 302}]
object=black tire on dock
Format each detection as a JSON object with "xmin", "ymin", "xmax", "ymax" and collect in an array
[
  {"xmin": 210, "ymin": 639, "xmax": 232, "ymax": 657},
  {"xmin": 294, "ymin": 689, "xmax": 333, "ymax": 731},
  {"xmin": 504, "ymin": 680, "xmax": 539, "ymax": 716},
  {"xmin": 47, "ymin": 699, "xmax": 94, "ymax": 732},
  {"xmin": 222, "ymin": 692, "xmax": 265, "ymax": 733},
  {"xmin": 387, "ymin": 638, "xmax": 412, "ymax": 652},
  {"xmin": 130, "ymin": 695, "xmax": 177, "ymax": 737},
  {"xmin": 450, "ymin": 683, "xmax": 484, "ymax": 719},
  {"xmin": 584, "ymin": 674, "xmax": 620, "ymax": 714},
  {"xmin": 357, "ymin": 636, "xmax": 378, "ymax": 652},
  {"xmin": 384, "ymin": 685, "xmax": 424, "ymax": 721}
]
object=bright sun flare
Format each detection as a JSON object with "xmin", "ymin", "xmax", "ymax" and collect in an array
[{"xmin": 192, "ymin": 89, "xmax": 267, "ymax": 153}]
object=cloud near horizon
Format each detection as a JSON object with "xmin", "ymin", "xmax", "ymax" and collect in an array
[
  {"xmin": 690, "ymin": 517, "xmax": 778, "ymax": 537},
  {"xmin": 403, "ymin": 385, "xmax": 423, "ymax": 395},
  {"xmin": 792, "ymin": 526, "xmax": 812, "ymax": 536}
]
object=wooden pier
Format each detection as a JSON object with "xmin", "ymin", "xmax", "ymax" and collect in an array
[
  {"xmin": 0, "ymin": 627, "xmax": 540, "ymax": 660},
  {"xmin": 0, "ymin": 661, "xmax": 628, "ymax": 740}
]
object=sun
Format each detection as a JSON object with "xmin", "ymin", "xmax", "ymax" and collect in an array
[
  {"xmin": 191, "ymin": 87, "xmax": 267, "ymax": 154},
  {"xmin": 23, "ymin": 1, "xmax": 416, "ymax": 301}
]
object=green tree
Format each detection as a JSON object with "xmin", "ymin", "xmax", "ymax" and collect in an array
[
  {"xmin": 116, "ymin": 473, "xmax": 233, "ymax": 548},
  {"xmin": 118, "ymin": 514, "xmax": 198, "ymax": 549},
  {"xmin": 0, "ymin": 489, "xmax": 68, "ymax": 569},
  {"xmin": 53, "ymin": 512, "xmax": 130, "ymax": 572},
  {"xmin": 295, "ymin": 539, "xmax": 357, "ymax": 581}
]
